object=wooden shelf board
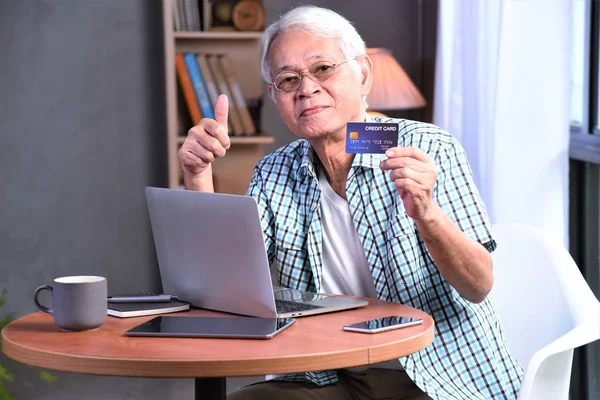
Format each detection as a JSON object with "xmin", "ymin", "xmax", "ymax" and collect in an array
[
  {"xmin": 176, "ymin": 135, "xmax": 274, "ymax": 145},
  {"xmin": 174, "ymin": 32, "xmax": 263, "ymax": 40}
]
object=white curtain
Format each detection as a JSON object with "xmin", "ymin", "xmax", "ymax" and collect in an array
[{"xmin": 434, "ymin": 0, "xmax": 571, "ymax": 244}]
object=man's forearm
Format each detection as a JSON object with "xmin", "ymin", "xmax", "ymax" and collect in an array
[
  {"xmin": 414, "ymin": 204, "xmax": 494, "ymax": 303},
  {"xmin": 182, "ymin": 165, "xmax": 214, "ymax": 192}
]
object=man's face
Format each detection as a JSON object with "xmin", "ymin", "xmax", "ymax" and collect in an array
[{"xmin": 267, "ymin": 30, "xmax": 372, "ymax": 141}]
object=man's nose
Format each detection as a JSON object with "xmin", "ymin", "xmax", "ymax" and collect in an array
[{"xmin": 296, "ymin": 73, "xmax": 321, "ymax": 98}]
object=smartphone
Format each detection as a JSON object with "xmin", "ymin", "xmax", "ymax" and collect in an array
[{"xmin": 343, "ymin": 316, "xmax": 423, "ymax": 334}]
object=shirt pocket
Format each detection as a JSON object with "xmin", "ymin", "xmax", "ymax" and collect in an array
[
  {"xmin": 383, "ymin": 214, "xmax": 425, "ymax": 296},
  {"xmin": 386, "ymin": 212, "xmax": 417, "ymax": 240},
  {"xmin": 274, "ymin": 224, "xmax": 309, "ymax": 287},
  {"xmin": 275, "ymin": 224, "xmax": 307, "ymax": 250}
]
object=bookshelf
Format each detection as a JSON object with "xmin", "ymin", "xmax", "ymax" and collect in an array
[{"xmin": 162, "ymin": 0, "xmax": 274, "ymax": 194}]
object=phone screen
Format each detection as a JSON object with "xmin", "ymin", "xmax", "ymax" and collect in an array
[{"xmin": 344, "ymin": 316, "xmax": 423, "ymax": 333}]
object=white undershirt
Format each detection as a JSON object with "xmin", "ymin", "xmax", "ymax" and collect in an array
[
  {"xmin": 318, "ymin": 171, "xmax": 403, "ymax": 372},
  {"xmin": 318, "ymin": 172, "xmax": 377, "ymax": 298}
]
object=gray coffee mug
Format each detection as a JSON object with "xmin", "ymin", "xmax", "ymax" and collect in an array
[{"xmin": 33, "ymin": 276, "xmax": 107, "ymax": 331}]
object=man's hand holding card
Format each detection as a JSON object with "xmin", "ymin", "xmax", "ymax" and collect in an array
[{"xmin": 345, "ymin": 122, "xmax": 438, "ymax": 222}]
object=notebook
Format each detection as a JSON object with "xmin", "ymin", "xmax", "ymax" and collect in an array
[
  {"xmin": 145, "ymin": 187, "xmax": 369, "ymax": 318},
  {"xmin": 107, "ymin": 299, "xmax": 190, "ymax": 318}
]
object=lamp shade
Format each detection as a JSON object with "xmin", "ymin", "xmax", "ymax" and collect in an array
[{"xmin": 366, "ymin": 48, "xmax": 426, "ymax": 111}]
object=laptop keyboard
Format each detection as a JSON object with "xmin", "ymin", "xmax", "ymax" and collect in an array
[{"xmin": 275, "ymin": 299, "xmax": 324, "ymax": 314}]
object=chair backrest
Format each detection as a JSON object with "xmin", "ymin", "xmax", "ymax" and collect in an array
[{"xmin": 489, "ymin": 224, "xmax": 582, "ymax": 367}]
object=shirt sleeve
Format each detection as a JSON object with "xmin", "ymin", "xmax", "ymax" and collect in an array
[
  {"xmin": 434, "ymin": 139, "xmax": 496, "ymax": 253},
  {"xmin": 246, "ymin": 169, "xmax": 277, "ymax": 263}
]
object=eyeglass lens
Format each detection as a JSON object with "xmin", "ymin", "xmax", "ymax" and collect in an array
[{"xmin": 274, "ymin": 61, "xmax": 337, "ymax": 92}]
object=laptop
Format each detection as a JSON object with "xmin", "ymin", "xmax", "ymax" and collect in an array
[{"xmin": 145, "ymin": 187, "xmax": 368, "ymax": 318}]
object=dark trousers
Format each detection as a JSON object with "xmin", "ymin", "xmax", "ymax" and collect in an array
[{"xmin": 228, "ymin": 368, "xmax": 432, "ymax": 400}]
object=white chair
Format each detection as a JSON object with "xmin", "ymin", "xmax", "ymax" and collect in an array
[{"xmin": 490, "ymin": 223, "xmax": 600, "ymax": 399}]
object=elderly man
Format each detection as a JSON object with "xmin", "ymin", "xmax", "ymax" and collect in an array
[{"xmin": 178, "ymin": 5, "xmax": 523, "ymax": 400}]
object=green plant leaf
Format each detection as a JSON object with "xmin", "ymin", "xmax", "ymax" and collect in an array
[
  {"xmin": 37, "ymin": 370, "xmax": 57, "ymax": 383},
  {"xmin": 0, "ymin": 289, "xmax": 14, "ymax": 400},
  {"xmin": 0, "ymin": 366, "xmax": 13, "ymax": 382},
  {"xmin": 0, "ymin": 383, "xmax": 14, "ymax": 400},
  {"xmin": 0, "ymin": 290, "xmax": 14, "ymax": 334},
  {"xmin": 0, "ymin": 318, "xmax": 13, "ymax": 334},
  {"xmin": 0, "ymin": 288, "xmax": 56, "ymax": 399}
]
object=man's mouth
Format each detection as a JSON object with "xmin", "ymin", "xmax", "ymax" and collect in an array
[{"xmin": 300, "ymin": 106, "xmax": 327, "ymax": 117}]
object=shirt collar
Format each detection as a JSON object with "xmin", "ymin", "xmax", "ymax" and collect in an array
[
  {"xmin": 298, "ymin": 114, "xmax": 386, "ymax": 179},
  {"xmin": 299, "ymin": 141, "xmax": 318, "ymax": 181}
]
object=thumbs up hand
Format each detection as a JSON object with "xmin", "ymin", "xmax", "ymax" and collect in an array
[{"xmin": 178, "ymin": 94, "xmax": 230, "ymax": 185}]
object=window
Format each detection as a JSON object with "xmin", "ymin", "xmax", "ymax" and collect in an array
[
  {"xmin": 570, "ymin": 0, "xmax": 585, "ymax": 128},
  {"xmin": 570, "ymin": 0, "xmax": 600, "ymax": 163},
  {"xmin": 569, "ymin": 1, "xmax": 600, "ymax": 399}
]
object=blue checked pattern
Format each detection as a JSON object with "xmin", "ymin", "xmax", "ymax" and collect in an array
[{"xmin": 246, "ymin": 117, "xmax": 523, "ymax": 399}]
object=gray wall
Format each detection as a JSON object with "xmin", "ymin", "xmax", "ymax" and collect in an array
[
  {"xmin": 0, "ymin": 1, "xmax": 434, "ymax": 399},
  {"xmin": 0, "ymin": 1, "xmax": 178, "ymax": 398}
]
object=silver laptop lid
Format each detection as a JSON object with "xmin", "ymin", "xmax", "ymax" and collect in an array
[{"xmin": 145, "ymin": 187, "xmax": 278, "ymax": 318}]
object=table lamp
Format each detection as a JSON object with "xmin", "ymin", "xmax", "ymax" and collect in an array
[{"xmin": 366, "ymin": 48, "xmax": 426, "ymax": 117}]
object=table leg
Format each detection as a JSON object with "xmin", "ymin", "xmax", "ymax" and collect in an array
[{"xmin": 195, "ymin": 377, "xmax": 227, "ymax": 400}]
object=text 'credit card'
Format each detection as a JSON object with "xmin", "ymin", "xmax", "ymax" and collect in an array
[{"xmin": 345, "ymin": 122, "xmax": 399, "ymax": 154}]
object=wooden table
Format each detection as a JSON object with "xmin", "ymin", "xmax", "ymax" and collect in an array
[{"xmin": 2, "ymin": 298, "xmax": 434, "ymax": 400}]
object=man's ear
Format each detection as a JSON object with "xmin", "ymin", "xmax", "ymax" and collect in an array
[{"xmin": 359, "ymin": 54, "xmax": 374, "ymax": 98}]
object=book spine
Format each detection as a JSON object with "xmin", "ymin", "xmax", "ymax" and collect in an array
[
  {"xmin": 184, "ymin": 53, "xmax": 215, "ymax": 119},
  {"xmin": 202, "ymin": 0, "xmax": 212, "ymax": 32},
  {"xmin": 175, "ymin": 53, "xmax": 202, "ymax": 124},
  {"xmin": 171, "ymin": 0, "xmax": 182, "ymax": 31},
  {"xmin": 219, "ymin": 54, "xmax": 257, "ymax": 135},
  {"xmin": 196, "ymin": 54, "xmax": 219, "ymax": 107},
  {"xmin": 206, "ymin": 54, "xmax": 244, "ymax": 135},
  {"xmin": 177, "ymin": 0, "xmax": 191, "ymax": 31},
  {"xmin": 183, "ymin": 0, "xmax": 201, "ymax": 31}
]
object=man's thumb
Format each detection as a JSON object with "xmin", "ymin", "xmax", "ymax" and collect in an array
[{"xmin": 214, "ymin": 94, "xmax": 229, "ymax": 131}]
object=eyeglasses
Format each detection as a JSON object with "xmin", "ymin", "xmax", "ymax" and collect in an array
[{"xmin": 271, "ymin": 58, "xmax": 356, "ymax": 93}]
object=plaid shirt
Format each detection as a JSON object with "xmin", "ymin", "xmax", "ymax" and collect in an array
[{"xmin": 246, "ymin": 117, "xmax": 523, "ymax": 399}]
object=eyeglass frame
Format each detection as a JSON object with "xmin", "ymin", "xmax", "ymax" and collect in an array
[{"xmin": 270, "ymin": 57, "xmax": 358, "ymax": 93}]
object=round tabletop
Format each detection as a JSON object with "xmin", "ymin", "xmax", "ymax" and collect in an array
[{"xmin": 2, "ymin": 298, "xmax": 434, "ymax": 378}]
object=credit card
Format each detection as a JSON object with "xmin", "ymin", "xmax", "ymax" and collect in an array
[{"xmin": 345, "ymin": 122, "xmax": 399, "ymax": 154}]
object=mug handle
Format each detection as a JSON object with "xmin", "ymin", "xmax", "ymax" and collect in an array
[{"xmin": 33, "ymin": 285, "xmax": 53, "ymax": 314}]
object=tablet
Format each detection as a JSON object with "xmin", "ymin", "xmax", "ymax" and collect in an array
[{"xmin": 124, "ymin": 316, "xmax": 296, "ymax": 339}]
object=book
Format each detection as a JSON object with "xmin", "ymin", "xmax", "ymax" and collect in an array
[
  {"xmin": 196, "ymin": 53, "xmax": 219, "ymax": 110},
  {"xmin": 184, "ymin": 53, "xmax": 215, "ymax": 119},
  {"xmin": 175, "ymin": 53, "xmax": 203, "ymax": 124},
  {"xmin": 107, "ymin": 299, "xmax": 190, "ymax": 318},
  {"xmin": 176, "ymin": 81, "xmax": 193, "ymax": 135},
  {"xmin": 201, "ymin": 0, "xmax": 212, "ymax": 32},
  {"xmin": 183, "ymin": 0, "xmax": 201, "ymax": 31},
  {"xmin": 172, "ymin": 0, "xmax": 183, "ymax": 31},
  {"xmin": 206, "ymin": 54, "xmax": 244, "ymax": 135},
  {"xmin": 218, "ymin": 54, "xmax": 257, "ymax": 135}
]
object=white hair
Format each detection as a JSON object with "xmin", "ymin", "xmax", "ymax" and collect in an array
[{"xmin": 259, "ymin": 6, "xmax": 369, "ymax": 107}]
